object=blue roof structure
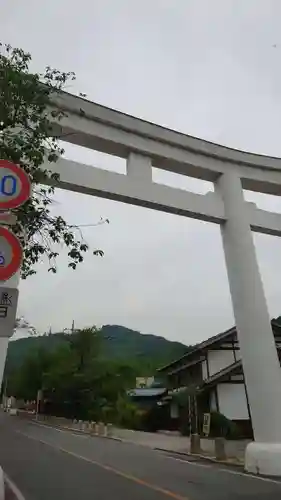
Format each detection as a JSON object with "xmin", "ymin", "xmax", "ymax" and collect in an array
[{"xmin": 128, "ymin": 388, "xmax": 166, "ymax": 398}]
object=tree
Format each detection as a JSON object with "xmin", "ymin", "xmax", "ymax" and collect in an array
[
  {"xmin": 8, "ymin": 346, "xmax": 53, "ymax": 400},
  {"xmin": 0, "ymin": 43, "xmax": 106, "ymax": 278},
  {"xmin": 7, "ymin": 326, "xmax": 141, "ymax": 421},
  {"xmin": 14, "ymin": 316, "xmax": 37, "ymax": 334},
  {"xmin": 68, "ymin": 326, "xmax": 100, "ymax": 372}
]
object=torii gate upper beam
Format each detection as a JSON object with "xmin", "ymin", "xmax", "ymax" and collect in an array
[{"xmin": 49, "ymin": 90, "xmax": 281, "ymax": 196}]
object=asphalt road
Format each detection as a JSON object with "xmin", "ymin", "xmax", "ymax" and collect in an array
[{"xmin": 0, "ymin": 414, "xmax": 280, "ymax": 500}]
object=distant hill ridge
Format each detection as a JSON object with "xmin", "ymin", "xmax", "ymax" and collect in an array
[{"xmin": 6, "ymin": 324, "xmax": 190, "ymax": 372}]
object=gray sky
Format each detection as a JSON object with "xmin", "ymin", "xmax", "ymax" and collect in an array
[{"xmin": 2, "ymin": 0, "xmax": 281, "ymax": 344}]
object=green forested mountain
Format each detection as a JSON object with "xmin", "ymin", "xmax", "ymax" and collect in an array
[
  {"xmin": 100, "ymin": 325, "xmax": 189, "ymax": 362},
  {"xmin": 6, "ymin": 325, "xmax": 190, "ymax": 374}
]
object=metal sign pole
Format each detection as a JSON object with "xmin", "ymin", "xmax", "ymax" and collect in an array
[
  {"xmin": 0, "ymin": 161, "xmax": 31, "ymax": 392},
  {"xmin": 0, "ymin": 274, "xmax": 20, "ymax": 389}
]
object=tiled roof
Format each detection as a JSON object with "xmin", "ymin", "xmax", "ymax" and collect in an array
[
  {"xmin": 158, "ymin": 319, "xmax": 281, "ymax": 373},
  {"xmin": 157, "ymin": 326, "xmax": 235, "ymax": 372},
  {"xmin": 166, "ymin": 356, "xmax": 205, "ymax": 376}
]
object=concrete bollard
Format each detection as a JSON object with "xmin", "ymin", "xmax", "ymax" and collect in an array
[
  {"xmin": 190, "ymin": 434, "xmax": 201, "ymax": 454},
  {"xmin": 98, "ymin": 422, "xmax": 105, "ymax": 436},
  {"xmin": 72, "ymin": 419, "xmax": 78, "ymax": 429},
  {"xmin": 107, "ymin": 423, "xmax": 113, "ymax": 437},
  {"xmin": 214, "ymin": 437, "xmax": 227, "ymax": 461},
  {"xmin": 90, "ymin": 421, "xmax": 97, "ymax": 435}
]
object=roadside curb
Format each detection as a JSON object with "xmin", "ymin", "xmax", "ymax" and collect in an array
[
  {"xmin": 154, "ymin": 447, "xmax": 245, "ymax": 469},
  {"xmin": 30, "ymin": 419, "xmax": 124, "ymax": 443}
]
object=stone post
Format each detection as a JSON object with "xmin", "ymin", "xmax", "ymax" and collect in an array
[{"xmin": 190, "ymin": 434, "xmax": 201, "ymax": 454}]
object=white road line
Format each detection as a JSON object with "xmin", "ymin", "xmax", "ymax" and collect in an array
[
  {"xmin": 163, "ymin": 453, "xmax": 281, "ymax": 484},
  {"xmin": 30, "ymin": 421, "xmax": 76, "ymax": 432},
  {"xmin": 4, "ymin": 474, "xmax": 26, "ymax": 500},
  {"xmin": 217, "ymin": 467, "xmax": 281, "ymax": 484},
  {"xmin": 163, "ymin": 455, "xmax": 212, "ymax": 469},
  {"xmin": 29, "ymin": 421, "xmax": 89, "ymax": 438}
]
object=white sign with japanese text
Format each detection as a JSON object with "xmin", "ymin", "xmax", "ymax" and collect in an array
[{"xmin": 0, "ymin": 287, "xmax": 19, "ymax": 337}]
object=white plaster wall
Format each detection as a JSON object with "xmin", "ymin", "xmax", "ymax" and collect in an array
[
  {"xmin": 217, "ymin": 383, "xmax": 249, "ymax": 420},
  {"xmin": 202, "ymin": 360, "xmax": 208, "ymax": 380},
  {"xmin": 208, "ymin": 350, "xmax": 235, "ymax": 376}
]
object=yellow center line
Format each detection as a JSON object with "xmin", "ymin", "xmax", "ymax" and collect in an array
[{"xmin": 16, "ymin": 430, "xmax": 190, "ymax": 500}]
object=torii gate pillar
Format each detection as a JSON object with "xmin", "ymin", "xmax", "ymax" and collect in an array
[{"xmin": 216, "ymin": 171, "xmax": 281, "ymax": 475}]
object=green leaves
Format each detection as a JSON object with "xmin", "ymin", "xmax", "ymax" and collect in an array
[
  {"xmin": 0, "ymin": 43, "xmax": 105, "ymax": 278},
  {"xmin": 7, "ymin": 327, "xmax": 131, "ymax": 420}
]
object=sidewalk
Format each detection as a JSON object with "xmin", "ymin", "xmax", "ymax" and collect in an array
[
  {"xmin": 112, "ymin": 428, "xmax": 191, "ymax": 452},
  {"xmin": 111, "ymin": 428, "xmax": 249, "ymax": 463}
]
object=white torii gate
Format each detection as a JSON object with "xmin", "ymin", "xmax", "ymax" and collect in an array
[{"xmin": 46, "ymin": 91, "xmax": 281, "ymax": 475}]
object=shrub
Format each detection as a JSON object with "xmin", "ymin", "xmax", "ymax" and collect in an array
[
  {"xmin": 209, "ymin": 411, "xmax": 238, "ymax": 439},
  {"xmin": 140, "ymin": 405, "xmax": 161, "ymax": 432},
  {"xmin": 115, "ymin": 395, "xmax": 140, "ymax": 429},
  {"xmin": 179, "ymin": 419, "xmax": 191, "ymax": 436}
]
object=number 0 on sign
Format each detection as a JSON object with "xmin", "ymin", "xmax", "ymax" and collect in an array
[
  {"xmin": 0, "ymin": 160, "xmax": 31, "ymax": 210},
  {"xmin": 0, "ymin": 227, "xmax": 23, "ymax": 281}
]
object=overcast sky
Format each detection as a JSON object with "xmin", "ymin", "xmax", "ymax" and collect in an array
[{"xmin": 2, "ymin": 0, "xmax": 281, "ymax": 345}]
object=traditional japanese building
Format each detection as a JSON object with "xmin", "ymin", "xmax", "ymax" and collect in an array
[{"xmin": 157, "ymin": 318, "xmax": 281, "ymax": 436}]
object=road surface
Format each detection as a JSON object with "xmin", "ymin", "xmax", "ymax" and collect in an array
[{"xmin": 0, "ymin": 413, "xmax": 280, "ymax": 499}]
